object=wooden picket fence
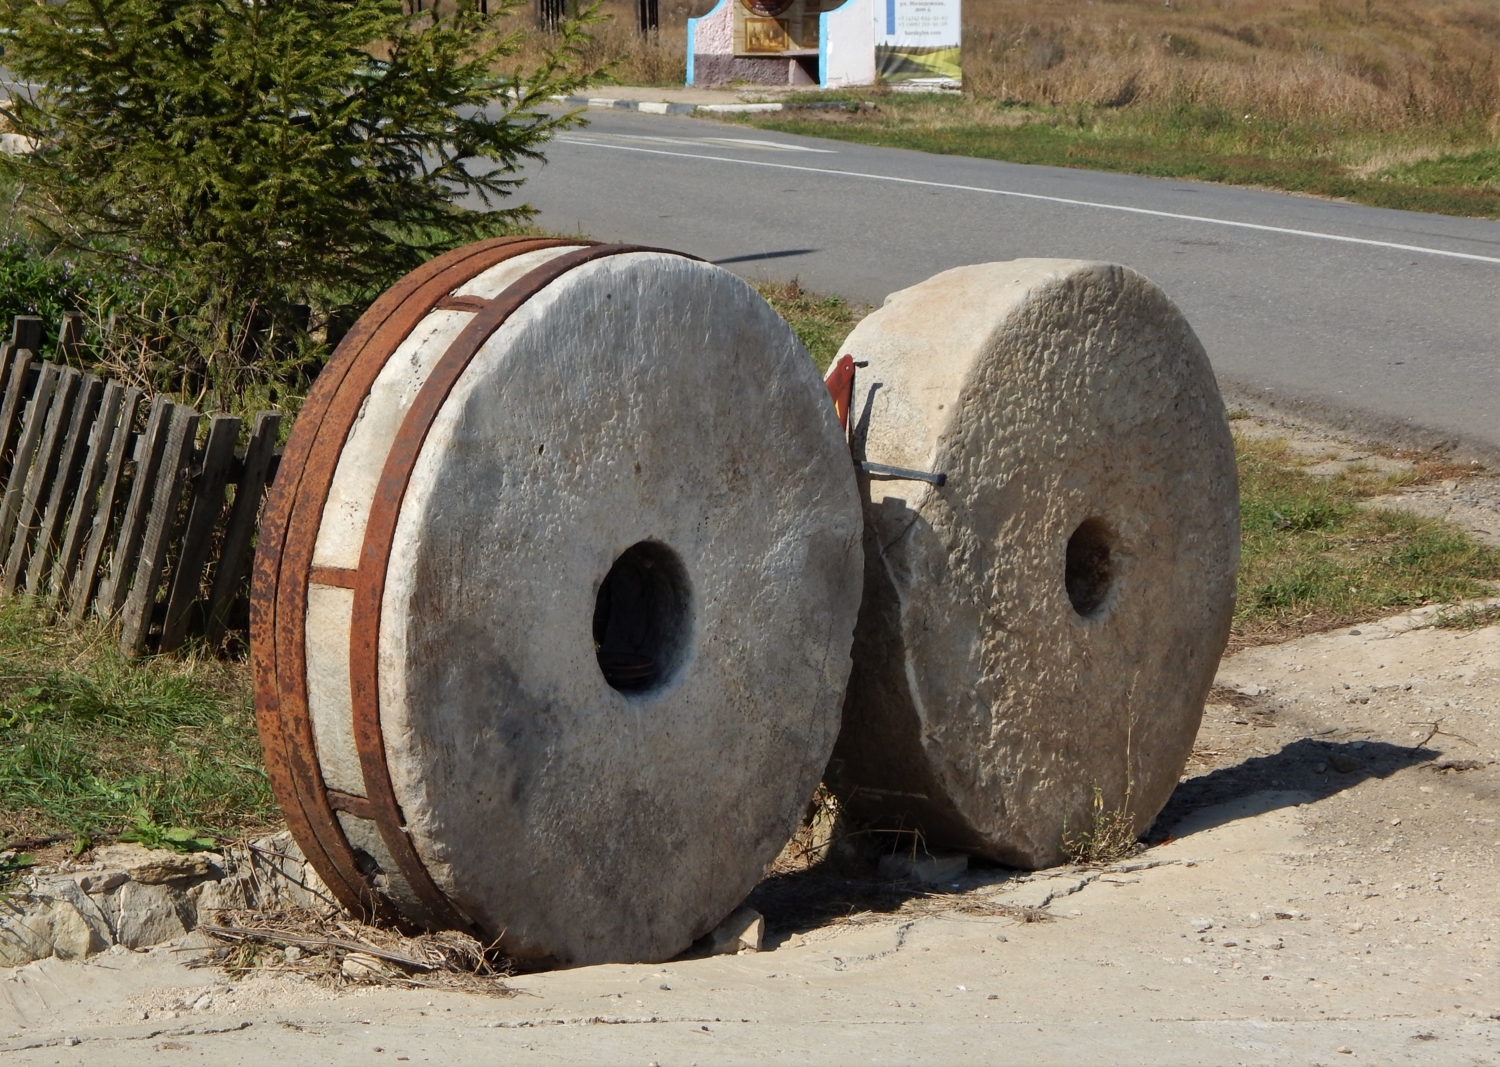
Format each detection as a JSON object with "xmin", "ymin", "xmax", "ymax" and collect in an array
[{"xmin": 0, "ymin": 314, "xmax": 283, "ymax": 655}]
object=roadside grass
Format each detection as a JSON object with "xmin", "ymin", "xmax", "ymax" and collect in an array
[
  {"xmin": 1233, "ymin": 436, "xmax": 1500, "ymax": 646},
  {"xmin": 0, "ymin": 598, "xmax": 272, "ymax": 851},
  {"xmin": 754, "ymin": 279, "xmax": 864, "ymax": 372},
  {"xmin": 734, "ymin": 96, "xmax": 1500, "ymax": 218}
]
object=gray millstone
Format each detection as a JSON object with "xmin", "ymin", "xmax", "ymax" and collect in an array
[
  {"xmin": 373, "ymin": 253, "xmax": 864, "ymax": 966},
  {"xmin": 828, "ymin": 260, "xmax": 1239, "ymax": 869}
]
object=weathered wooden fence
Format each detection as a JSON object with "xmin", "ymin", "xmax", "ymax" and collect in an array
[{"xmin": 0, "ymin": 314, "xmax": 283, "ymax": 655}]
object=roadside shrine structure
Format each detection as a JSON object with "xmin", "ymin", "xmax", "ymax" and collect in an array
[{"xmin": 686, "ymin": 0, "xmax": 962, "ymax": 89}]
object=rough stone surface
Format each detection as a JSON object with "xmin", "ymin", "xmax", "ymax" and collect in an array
[
  {"xmin": 92, "ymin": 845, "xmax": 220, "ymax": 885},
  {"xmin": 0, "ymin": 833, "xmax": 335, "ymax": 967},
  {"xmin": 829, "ymin": 260, "xmax": 1238, "ymax": 868},
  {"xmin": 113, "ymin": 882, "xmax": 192, "ymax": 949},
  {"xmin": 366, "ymin": 252, "xmax": 863, "ymax": 967},
  {"xmin": 706, "ymin": 906, "xmax": 764, "ymax": 955},
  {"xmin": 0, "ymin": 900, "xmax": 104, "ymax": 966}
]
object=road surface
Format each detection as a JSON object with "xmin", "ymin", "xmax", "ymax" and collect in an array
[{"xmin": 515, "ymin": 109, "xmax": 1500, "ymax": 458}]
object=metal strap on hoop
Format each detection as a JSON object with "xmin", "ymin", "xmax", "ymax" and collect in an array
[{"xmin": 253, "ymin": 241, "xmax": 695, "ymax": 935}]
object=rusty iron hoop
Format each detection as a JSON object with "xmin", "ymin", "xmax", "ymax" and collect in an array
[{"xmin": 251, "ymin": 240, "xmax": 697, "ymax": 933}]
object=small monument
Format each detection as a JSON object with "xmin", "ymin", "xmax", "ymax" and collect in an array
[{"xmin": 687, "ymin": 0, "xmax": 876, "ymax": 88}]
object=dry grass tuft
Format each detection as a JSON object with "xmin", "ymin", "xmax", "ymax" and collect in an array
[
  {"xmin": 498, "ymin": 1, "xmax": 688, "ymax": 86},
  {"xmin": 199, "ymin": 908, "xmax": 517, "ymax": 995},
  {"xmin": 1061, "ymin": 786, "xmax": 1142, "ymax": 867}
]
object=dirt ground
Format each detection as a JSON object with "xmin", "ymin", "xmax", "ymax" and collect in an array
[{"xmin": 2, "ymin": 418, "xmax": 1498, "ymax": 1066}]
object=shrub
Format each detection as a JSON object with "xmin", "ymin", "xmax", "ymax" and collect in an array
[{"xmin": 0, "ymin": 0, "xmax": 596, "ymax": 404}]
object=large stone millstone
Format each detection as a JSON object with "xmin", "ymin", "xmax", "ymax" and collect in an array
[
  {"xmin": 828, "ymin": 260, "xmax": 1238, "ymax": 869},
  {"xmin": 252, "ymin": 239, "xmax": 863, "ymax": 967}
]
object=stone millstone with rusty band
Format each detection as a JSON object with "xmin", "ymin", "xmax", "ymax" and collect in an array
[
  {"xmin": 827, "ymin": 260, "xmax": 1239, "ymax": 869},
  {"xmin": 251, "ymin": 238, "xmax": 864, "ymax": 967}
]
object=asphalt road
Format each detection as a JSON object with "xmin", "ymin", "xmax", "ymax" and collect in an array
[{"xmin": 515, "ymin": 109, "xmax": 1500, "ymax": 459}]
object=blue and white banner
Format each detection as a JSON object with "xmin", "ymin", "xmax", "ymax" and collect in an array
[{"xmin": 876, "ymin": 0, "xmax": 961, "ymax": 89}]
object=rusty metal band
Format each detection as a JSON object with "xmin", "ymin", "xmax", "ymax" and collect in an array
[
  {"xmin": 251, "ymin": 237, "xmax": 588, "ymax": 925},
  {"xmin": 348, "ymin": 244, "xmax": 698, "ymax": 937}
]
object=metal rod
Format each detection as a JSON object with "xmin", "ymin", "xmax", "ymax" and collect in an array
[{"xmin": 861, "ymin": 461, "xmax": 947, "ymax": 487}]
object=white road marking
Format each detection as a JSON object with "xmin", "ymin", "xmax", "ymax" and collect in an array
[
  {"xmin": 555, "ymin": 137, "xmax": 1500, "ymax": 266},
  {"xmin": 571, "ymin": 132, "xmax": 836, "ymax": 153}
]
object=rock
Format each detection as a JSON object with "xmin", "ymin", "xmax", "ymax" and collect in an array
[
  {"xmin": 93, "ymin": 844, "xmax": 220, "ymax": 885},
  {"xmin": 255, "ymin": 243, "xmax": 863, "ymax": 966},
  {"xmin": 76, "ymin": 870, "xmax": 129, "ymax": 895},
  {"xmin": 876, "ymin": 852, "xmax": 969, "ymax": 886},
  {"xmin": 1190, "ymin": 918, "xmax": 1214, "ymax": 933},
  {"xmin": 706, "ymin": 906, "xmax": 765, "ymax": 955},
  {"xmin": 341, "ymin": 952, "xmax": 387, "ymax": 980},
  {"xmin": 0, "ymin": 899, "xmax": 107, "ymax": 966},
  {"xmin": 829, "ymin": 260, "xmax": 1238, "ymax": 868},
  {"xmin": 1329, "ymin": 754, "xmax": 1364, "ymax": 774},
  {"xmin": 44, "ymin": 878, "xmax": 115, "ymax": 949},
  {"xmin": 1236, "ymin": 685, "xmax": 1263, "ymax": 697},
  {"xmin": 285, "ymin": 945, "xmax": 303, "ymax": 963},
  {"xmin": 188, "ymin": 871, "xmax": 256, "ymax": 913},
  {"xmin": 113, "ymin": 881, "xmax": 191, "ymax": 949}
]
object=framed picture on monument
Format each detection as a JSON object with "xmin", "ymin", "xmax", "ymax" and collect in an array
[{"xmin": 744, "ymin": 16, "xmax": 791, "ymax": 52}]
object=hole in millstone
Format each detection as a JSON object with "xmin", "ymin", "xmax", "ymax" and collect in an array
[
  {"xmin": 1065, "ymin": 517, "xmax": 1116, "ymax": 618},
  {"xmin": 593, "ymin": 541, "xmax": 692, "ymax": 693}
]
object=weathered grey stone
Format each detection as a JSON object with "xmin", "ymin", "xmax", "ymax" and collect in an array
[
  {"xmin": 40, "ymin": 876, "xmax": 116, "ymax": 948},
  {"xmin": 92, "ymin": 844, "xmax": 221, "ymax": 884},
  {"xmin": 830, "ymin": 260, "xmax": 1238, "ymax": 869},
  {"xmin": 242, "ymin": 832, "xmax": 337, "ymax": 915},
  {"xmin": 75, "ymin": 870, "xmax": 128, "ymax": 895},
  {"xmin": 706, "ymin": 906, "xmax": 764, "ymax": 955},
  {"xmin": 0, "ymin": 899, "xmax": 106, "ymax": 965},
  {"xmin": 353, "ymin": 253, "xmax": 863, "ymax": 966},
  {"xmin": 113, "ymin": 881, "xmax": 191, "ymax": 949},
  {"xmin": 187, "ymin": 872, "xmax": 254, "ymax": 914}
]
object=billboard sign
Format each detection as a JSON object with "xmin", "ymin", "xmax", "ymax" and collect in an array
[{"xmin": 876, "ymin": 0, "xmax": 960, "ymax": 89}]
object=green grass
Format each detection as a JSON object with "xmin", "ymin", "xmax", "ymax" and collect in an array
[
  {"xmin": 1234, "ymin": 437, "xmax": 1500, "ymax": 640},
  {"xmin": 754, "ymin": 279, "xmax": 865, "ymax": 372},
  {"xmin": 0, "ymin": 599, "xmax": 272, "ymax": 848},
  {"xmin": 734, "ymin": 96, "xmax": 1500, "ymax": 219}
]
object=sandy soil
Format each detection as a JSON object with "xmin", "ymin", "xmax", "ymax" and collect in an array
[{"xmin": 2, "ymin": 603, "xmax": 1495, "ymax": 1066}]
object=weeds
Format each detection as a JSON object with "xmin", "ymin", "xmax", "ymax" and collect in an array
[
  {"xmin": 0, "ymin": 598, "xmax": 271, "ymax": 845},
  {"xmin": 753, "ymin": 279, "xmax": 865, "ymax": 372},
  {"xmin": 1234, "ymin": 437, "xmax": 1500, "ymax": 643},
  {"xmin": 0, "ymin": 850, "xmax": 34, "ymax": 893},
  {"xmin": 1060, "ymin": 786, "xmax": 1142, "ymax": 867},
  {"xmin": 117, "ymin": 808, "xmax": 219, "ymax": 853},
  {"xmin": 1424, "ymin": 601, "xmax": 1500, "ymax": 631}
]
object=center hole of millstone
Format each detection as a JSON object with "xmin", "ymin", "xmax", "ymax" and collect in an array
[
  {"xmin": 1065, "ymin": 517, "xmax": 1116, "ymax": 618},
  {"xmin": 593, "ymin": 541, "xmax": 692, "ymax": 693}
]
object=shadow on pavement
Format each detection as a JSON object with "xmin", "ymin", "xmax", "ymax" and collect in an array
[{"xmin": 1147, "ymin": 737, "xmax": 1436, "ymax": 843}]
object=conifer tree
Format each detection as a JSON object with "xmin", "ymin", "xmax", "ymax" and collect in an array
[{"xmin": 0, "ymin": 0, "xmax": 593, "ymax": 398}]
